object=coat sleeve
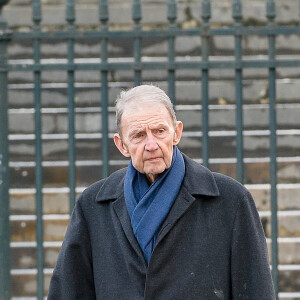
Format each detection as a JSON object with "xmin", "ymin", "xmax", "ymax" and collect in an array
[
  {"xmin": 231, "ymin": 191, "xmax": 276, "ymax": 299},
  {"xmin": 48, "ymin": 197, "xmax": 96, "ymax": 300}
]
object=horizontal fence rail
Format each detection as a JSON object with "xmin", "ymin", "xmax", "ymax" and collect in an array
[{"xmin": 1, "ymin": 0, "xmax": 300, "ymax": 299}]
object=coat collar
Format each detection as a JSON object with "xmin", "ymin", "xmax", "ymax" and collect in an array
[
  {"xmin": 95, "ymin": 168, "xmax": 126, "ymax": 202},
  {"xmin": 181, "ymin": 153, "xmax": 219, "ymax": 197},
  {"xmin": 95, "ymin": 153, "xmax": 219, "ymax": 203}
]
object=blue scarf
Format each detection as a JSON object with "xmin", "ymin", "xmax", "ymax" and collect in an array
[{"xmin": 124, "ymin": 146, "xmax": 185, "ymax": 264}]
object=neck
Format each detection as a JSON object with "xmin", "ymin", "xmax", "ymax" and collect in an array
[{"xmin": 145, "ymin": 173, "xmax": 158, "ymax": 183}]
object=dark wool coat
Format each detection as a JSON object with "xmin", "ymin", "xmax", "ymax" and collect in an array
[{"xmin": 48, "ymin": 154, "xmax": 275, "ymax": 300}]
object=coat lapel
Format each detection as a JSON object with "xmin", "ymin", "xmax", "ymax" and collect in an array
[
  {"xmin": 155, "ymin": 184, "xmax": 196, "ymax": 245},
  {"xmin": 155, "ymin": 154, "xmax": 220, "ymax": 247},
  {"xmin": 112, "ymin": 194, "xmax": 145, "ymax": 259},
  {"xmin": 95, "ymin": 168, "xmax": 145, "ymax": 259}
]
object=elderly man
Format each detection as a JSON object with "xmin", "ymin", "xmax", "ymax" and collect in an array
[{"xmin": 48, "ymin": 85, "xmax": 275, "ymax": 299}]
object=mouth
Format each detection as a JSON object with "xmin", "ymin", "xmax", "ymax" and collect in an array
[{"xmin": 145, "ymin": 157, "xmax": 162, "ymax": 162}]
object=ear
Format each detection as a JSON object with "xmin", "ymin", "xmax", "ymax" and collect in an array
[
  {"xmin": 114, "ymin": 133, "xmax": 131, "ymax": 158},
  {"xmin": 173, "ymin": 121, "xmax": 183, "ymax": 145}
]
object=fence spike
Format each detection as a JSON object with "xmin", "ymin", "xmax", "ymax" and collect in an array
[
  {"xmin": 132, "ymin": 0, "xmax": 142, "ymax": 24},
  {"xmin": 0, "ymin": 1, "xmax": 9, "ymax": 30},
  {"xmin": 167, "ymin": 0, "xmax": 177, "ymax": 23},
  {"xmin": 32, "ymin": 0, "xmax": 42, "ymax": 25},
  {"xmin": 266, "ymin": 0, "xmax": 276, "ymax": 20},
  {"xmin": 0, "ymin": 0, "xmax": 10, "ymax": 14},
  {"xmin": 201, "ymin": 0, "xmax": 211, "ymax": 21},
  {"xmin": 66, "ymin": 0, "xmax": 75, "ymax": 24},
  {"xmin": 99, "ymin": 0, "xmax": 109, "ymax": 24},
  {"xmin": 232, "ymin": 0, "xmax": 242, "ymax": 21}
]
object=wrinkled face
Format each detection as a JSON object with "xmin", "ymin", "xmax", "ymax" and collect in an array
[{"xmin": 114, "ymin": 103, "xmax": 183, "ymax": 183}]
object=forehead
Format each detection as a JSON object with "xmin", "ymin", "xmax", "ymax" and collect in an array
[{"xmin": 121, "ymin": 102, "xmax": 173, "ymax": 131}]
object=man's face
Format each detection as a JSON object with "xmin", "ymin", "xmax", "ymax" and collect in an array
[{"xmin": 114, "ymin": 102, "xmax": 183, "ymax": 183}]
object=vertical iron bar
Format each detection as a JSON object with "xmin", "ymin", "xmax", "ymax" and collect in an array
[
  {"xmin": 201, "ymin": 0, "xmax": 211, "ymax": 168},
  {"xmin": 266, "ymin": 0, "xmax": 279, "ymax": 297},
  {"xmin": 0, "ymin": 5, "xmax": 12, "ymax": 299},
  {"xmin": 66, "ymin": 0, "xmax": 76, "ymax": 213},
  {"xmin": 132, "ymin": 0, "xmax": 142, "ymax": 86},
  {"xmin": 167, "ymin": 0, "xmax": 177, "ymax": 106},
  {"xmin": 32, "ymin": 0, "xmax": 44, "ymax": 298},
  {"xmin": 233, "ymin": 0, "xmax": 244, "ymax": 183},
  {"xmin": 99, "ymin": 0, "xmax": 109, "ymax": 178}
]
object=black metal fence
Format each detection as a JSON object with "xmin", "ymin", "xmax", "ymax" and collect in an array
[{"xmin": 1, "ymin": 0, "xmax": 300, "ymax": 298}]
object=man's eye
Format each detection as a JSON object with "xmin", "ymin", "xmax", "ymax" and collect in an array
[
  {"xmin": 134, "ymin": 132, "xmax": 144, "ymax": 138},
  {"xmin": 156, "ymin": 129, "xmax": 165, "ymax": 134}
]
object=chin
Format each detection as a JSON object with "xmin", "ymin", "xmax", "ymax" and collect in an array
[{"xmin": 145, "ymin": 167, "xmax": 166, "ymax": 177}]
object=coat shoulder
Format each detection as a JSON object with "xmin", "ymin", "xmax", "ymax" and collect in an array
[
  {"xmin": 78, "ymin": 167, "xmax": 127, "ymax": 206},
  {"xmin": 212, "ymin": 172, "xmax": 250, "ymax": 200}
]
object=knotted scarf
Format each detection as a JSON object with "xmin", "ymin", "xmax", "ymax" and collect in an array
[{"xmin": 124, "ymin": 146, "xmax": 185, "ymax": 264}]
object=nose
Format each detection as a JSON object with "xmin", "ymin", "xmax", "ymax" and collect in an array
[{"xmin": 145, "ymin": 132, "xmax": 158, "ymax": 151}]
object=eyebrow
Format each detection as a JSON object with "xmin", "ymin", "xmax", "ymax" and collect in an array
[
  {"xmin": 149, "ymin": 123, "xmax": 168, "ymax": 129},
  {"xmin": 127, "ymin": 122, "xmax": 170, "ymax": 138}
]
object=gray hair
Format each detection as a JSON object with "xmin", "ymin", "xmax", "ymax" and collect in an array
[{"xmin": 115, "ymin": 84, "xmax": 177, "ymax": 135}]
